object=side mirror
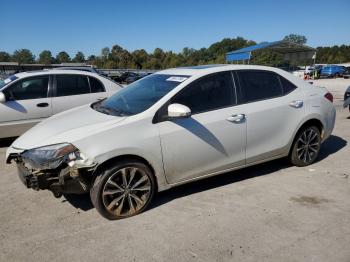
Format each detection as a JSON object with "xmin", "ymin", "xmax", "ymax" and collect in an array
[
  {"xmin": 168, "ymin": 103, "xmax": 191, "ymax": 118},
  {"xmin": 0, "ymin": 92, "xmax": 6, "ymax": 103}
]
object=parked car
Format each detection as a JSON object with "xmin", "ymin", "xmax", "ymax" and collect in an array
[
  {"xmin": 125, "ymin": 73, "xmax": 151, "ymax": 84},
  {"xmin": 0, "ymin": 70, "xmax": 121, "ymax": 138},
  {"xmin": 343, "ymin": 67, "xmax": 350, "ymax": 79},
  {"xmin": 344, "ymin": 85, "xmax": 350, "ymax": 111},
  {"xmin": 320, "ymin": 65, "xmax": 346, "ymax": 78},
  {"xmin": 6, "ymin": 65, "xmax": 336, "ymax": 220},
  {"xmin": 112, "ymin": 72, "xmax": 140, "ymax": 84},
  {"xmin": 125, "ymin": 74, "xmax": 143, "ymax": 84},
  {"xmin": 304, "ymin": 65, "xmax": 315, "ymax": 75}
]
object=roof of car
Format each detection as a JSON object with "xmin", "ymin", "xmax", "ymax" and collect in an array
[
  {"xmin": 156, "ymin": 64, "xmax": 283, "ymax": 76},
  {"xmin": 14, "ymin": 69, "xmax": 100, "ymax": 78}
]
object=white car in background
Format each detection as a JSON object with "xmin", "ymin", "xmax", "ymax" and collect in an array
[
  {"xmin": 6, "ymin": 65, "xmax": 336, "ymax": 220},
  {"xmin": 0, "ymin": 70, "xmax": 121, "ymax": 138}
]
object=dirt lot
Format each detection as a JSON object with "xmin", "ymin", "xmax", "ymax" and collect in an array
[{"xmin": 0, "ymin": 79, "xmax": 349, "ymax": 262}]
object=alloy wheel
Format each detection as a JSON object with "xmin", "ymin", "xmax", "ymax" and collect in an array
[
  {"xmin": 296, "ymin": 127, "xmax": 320, "ymax": 164},
  {"xmin": 102, "ymin": 167, "xmax": 152, "ymax": 217}
]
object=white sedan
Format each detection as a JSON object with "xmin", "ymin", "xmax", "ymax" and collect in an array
[
  {"xmin": 0, "ymin": 70, "xmax": 121, "ymax": 138},
  {"xmin": 6, "ymin": 65, "xmax": 336, "ymax": 220}
]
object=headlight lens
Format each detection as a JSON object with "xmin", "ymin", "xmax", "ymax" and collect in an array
[{"xmin": 21, "ymin": 143, "xmax": 78, "ymax": 170}]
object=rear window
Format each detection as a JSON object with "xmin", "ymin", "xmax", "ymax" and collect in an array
[
  {"xmin": 237, "ymin": 70, "xmax": 283, "ymax": 103},
  {"xmin": 279, "ymin": 76, "xmax": 297, "ymax": 94},
  {"xmin": 89, "ymin": 76, "xmax": 105, "ymax": 93},
  {"xmin": 56, "ymin": 75, "xmax": 90, "ymax": 97}
]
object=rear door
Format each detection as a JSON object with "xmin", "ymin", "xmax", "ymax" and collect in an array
[
  {"xmin": 0, "ymin": 75, "xmax": 52, "ymax": 137},
  {"xmin": 235, "ymin": 70, "xmax": 305, "ymax": 164},
  {"xmin": 51, "ymin": 74, "xmax": 107, "ymax": 114}
]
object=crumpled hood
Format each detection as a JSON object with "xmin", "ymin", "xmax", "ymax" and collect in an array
[{"xmin": 12, "ymin": 104, "xmax": 126, "ymax": 150}]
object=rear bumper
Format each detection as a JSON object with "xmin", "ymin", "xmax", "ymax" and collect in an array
[{"xmin": 323, "ymin": 105, "xmax": 336, "ymax": 142}]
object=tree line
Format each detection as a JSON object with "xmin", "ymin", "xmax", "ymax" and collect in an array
[{"xmin": 0, "ymin": 35, "xmax": 349, "ymax": 69}]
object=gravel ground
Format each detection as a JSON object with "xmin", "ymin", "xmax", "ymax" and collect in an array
[{"xmin": 0, "ymin": 78, "xmax": 349, "ymax": 262}]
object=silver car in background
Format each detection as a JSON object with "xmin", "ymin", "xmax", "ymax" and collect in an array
[{"xmin": 0, "ymin": 70, "xmax": 121, "ymax": 138}]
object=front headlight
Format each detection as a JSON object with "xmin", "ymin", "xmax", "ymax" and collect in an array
[{"xmin": 21, "ymin": 143, "xmax": 79, "ymax": 170}]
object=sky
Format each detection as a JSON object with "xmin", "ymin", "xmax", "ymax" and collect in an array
[{"xmin": 1, "ymin": 0, "xmax": 350, "ymax": 57}]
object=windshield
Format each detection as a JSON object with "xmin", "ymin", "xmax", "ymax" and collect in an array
[
  {"xmin": 92, "ymin": 74, "xmax": 190, "ymax": 116},
  {"xmin": 0, "ymin": 75, "xmax": 18, "ymax": 90}
]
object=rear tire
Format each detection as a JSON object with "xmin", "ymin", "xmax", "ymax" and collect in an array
[
  {"xmin": 90, "ymin": 160, "xmax": 156, "ymax": 220},
  {"xmin": 290, "ymin": 126, "xmax": 321, "ymax": 167}
]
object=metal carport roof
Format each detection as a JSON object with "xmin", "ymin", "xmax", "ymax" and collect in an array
[{"xmin": 226, "ymin": 40, "xmax": 316, "ymax": 63}]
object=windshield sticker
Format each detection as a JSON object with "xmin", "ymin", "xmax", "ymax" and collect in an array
[
  {"xmin": 166, "ymin": 76, "xmax": 188, "ymax": 82},
  {"xmin": 4, "ymin": 75, "xmax": 17, "ymax": 84}
]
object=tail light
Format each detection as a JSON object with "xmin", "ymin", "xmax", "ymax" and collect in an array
[{"xmin": 324, "ymin": 92, "xmax": 333, "ymax": 103}]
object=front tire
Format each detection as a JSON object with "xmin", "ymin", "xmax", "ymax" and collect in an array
[
  {"xmin": 290, "ymin": 126, "xmax": 321, "ymax": 167},
  {"xmin": 90, "ymin": 160, "xmax": 156, "ymax": 220}
]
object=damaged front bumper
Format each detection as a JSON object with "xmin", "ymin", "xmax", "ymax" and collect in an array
[{"xmin": 7, "ymin": 147, "xmax": 97, "ymax": 198}]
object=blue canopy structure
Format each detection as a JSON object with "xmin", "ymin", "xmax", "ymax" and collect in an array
[{"xmin": 226, "ymin": 40, "xmax": 315, "ymax": 64}]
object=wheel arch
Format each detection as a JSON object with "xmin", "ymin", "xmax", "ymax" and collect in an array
[
  {"xmin": 288, "ymin": 117, "xmax": 324, "ymax": 156},
  {"xmin": 298, "ymin": 118, "xmax": 324, "ymax": 137},
  {"xmin": 92, "ymin": 154, "xmax": 159, "ymax": 191}
]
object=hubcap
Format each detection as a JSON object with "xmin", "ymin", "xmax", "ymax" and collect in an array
[
  {"xmin": 296, "ymin": 128, "xmax": 320, "ymax": 163},
  {"xmin": 102, "ymin": 167, "xmax": 151, "ymax": 217}
]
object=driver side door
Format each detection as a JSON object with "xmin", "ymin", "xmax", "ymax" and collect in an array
[{"xmin": 157, "ymin": 71, "xmax": 247, "ymax": 184}]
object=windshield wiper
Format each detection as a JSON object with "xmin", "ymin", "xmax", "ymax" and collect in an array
[{"xmin": 92, "ymin": 101, "xmax": 131, "ymax": 117}]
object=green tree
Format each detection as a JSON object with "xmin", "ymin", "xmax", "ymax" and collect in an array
[
  {"xmin": 87, "ymin": 55, "xmax": 96, "ymax": 63},
  {"xmin": 56, "ymin": 51, "xmax": 71, "ymax": 63},
  {"xmin": 38, "ymin": 50, "xmax": 53, "ymax": 64},
  {"xmin": 12, "ymin": 49, "xmax": 35, "ymax": 64},
  {"xmin": 101, "ymin": 47, "xmax": 110, "ymax": 60},
  {"xmin": 283, "ymin": 34, "xmax": 307, "ymax": 45},
  {"xmin": 251, "ymin": 50, "xmax": 284, "ymax": 66},
  {"xmin": 72, "ymin": 51, "xmax": 85, "ymax": 63},
  {"xmin": 131, "ymin": 49, "xmax": 148, "ymax": 69},
  {"xmin": 0, "ymin": 51, "xmax": 11, "ymax": 62},
  {"xmin": 119, "ymin": 50, "xmax": 133, "ymax": 68},
  {"xmin": 110, "ymin": 44, "xmax": 125, "ymax": 66}
]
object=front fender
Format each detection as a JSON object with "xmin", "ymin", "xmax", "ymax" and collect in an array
[{"xmin": 88, "ymin": 147, "xmax": 170, "ymax": 192}]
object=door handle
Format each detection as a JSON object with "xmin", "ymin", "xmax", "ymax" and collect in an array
[
  {"xmin": 226, "ymin": 114, "xmax": 245, "ymax": 123},
  {"xmin": 36, "ymin": 102, "xmax": 49, "ymax": 108},
  {"xmin": 289, "ymin": 100, "xmax": 303, "ymax": 108}
]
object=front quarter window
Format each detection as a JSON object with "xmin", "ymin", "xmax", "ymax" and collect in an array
[{"xmin": 92, "ymin": 74, "xmax": 189, "ymax": 116}]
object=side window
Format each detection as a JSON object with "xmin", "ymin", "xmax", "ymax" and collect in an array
[
  {"xmin": 89, "ymin": 77, "xmax": 105, "ymax": 93},
  {"xmin": 171, "ymin": 71, "xmax": 235, "ymax": 114},
  {"xmin": 56, "ymin": 75, "xmax": 90, "ymax": 97},
  {"xmin": 237, "ymin": 70, "xmax": 283, "ymax": 103},
  {"xmin": 4, "ymin": 76, "xmax": 49, "ymax": 101},
  {"xmin": 279, "ymin": 76, "xmax": 297, "ymax": 94}
]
